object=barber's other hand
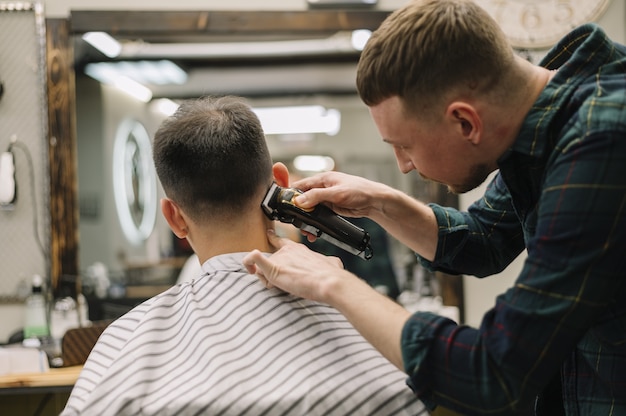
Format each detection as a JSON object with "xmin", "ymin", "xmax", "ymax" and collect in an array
[{"xmin": 243, "ymin": 229, "xmax": 351, "ymax": 303}]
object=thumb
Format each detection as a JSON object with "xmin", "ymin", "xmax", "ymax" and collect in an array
[{"xmin": 294, "ymin": 192, "xmax": 316, "ymax": 210}]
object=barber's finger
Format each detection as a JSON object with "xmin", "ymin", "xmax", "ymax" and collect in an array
[
  {"xmin": 243, "ymin": 254, "xmax": 276, "ymax": 289},
  {"xmin": 242, "ymin": 249, "xmax": 262, "ymax": 274},
  {"xmin": 243, "ymin": 249, "xmax": 275, "ymax": 279},
  {"xmin": 301, "ymin": 230, "xmax": 317, "ymax": 243}
]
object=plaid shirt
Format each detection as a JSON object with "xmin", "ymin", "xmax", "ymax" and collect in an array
[{"xmin": 405, "ymin": 24, "xmax": 626, "ymax": 415}]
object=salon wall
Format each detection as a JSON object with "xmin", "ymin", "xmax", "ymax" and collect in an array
[{"xmin": 0, "ymin": 6, "xmax": 49, "ymax": 342}]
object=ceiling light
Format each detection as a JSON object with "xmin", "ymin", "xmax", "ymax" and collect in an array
[
  {"xmin": 145, "ymin": 101, "xmax": 342, "ymax": 136},
  {"xmin": 151, "ymin": 98, "xmax": 180, "ymax": 116},
  {"xmin": 117, "ymin": 60, "xmax": 187, "ymax": 85},
  {"xmin": 293, "ymin": 155, "xmax": 336, "ymax": 172},
  {"xmin": 82, "ymin": 32, "xmax": 122, "ymax": 58},
  {"xmin": 84, "ymin": 61, "xmax": 187, "ymax": 86},
  {"xmin": 112, "ymin": 76, "xmax": 153, "ymax": 103},
  {"xmin": 85, "ymin": 60, "xmax": 187, "ymax": 103},
  {"xmin": 351, "ymin": 29, "xmax": 372, "ymax": 51},
  {"xmin": 85, "ymin": 63, "xmax": 153, "ymax": 102},
  {"xmin": 253, "ymin": 105, "xmax": 341, "ymax": 136},
  {"xmin": 118, "ymin": 32, "xmax": 360, "ymax": 60}
]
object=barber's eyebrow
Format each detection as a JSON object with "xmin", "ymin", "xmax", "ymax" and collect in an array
[{"xmin": 382, "ymin": 138, "xmax": 401, "ymax": 146}]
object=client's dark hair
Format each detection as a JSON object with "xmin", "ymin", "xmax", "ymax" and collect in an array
[{"xmin": 153, "ymin": 95, "xmax": 273, "ymax": 223}]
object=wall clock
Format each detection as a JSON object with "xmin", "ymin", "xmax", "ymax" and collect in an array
[{"xmin": 473, "ymin": 0, "xmax": 612, "ymax": 49}]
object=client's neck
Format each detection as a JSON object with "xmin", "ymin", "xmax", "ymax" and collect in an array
[{"xmin": 190, "ymin": 212, "xmax": 275, "ymax": 264}]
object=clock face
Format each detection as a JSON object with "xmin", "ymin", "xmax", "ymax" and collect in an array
[{"xmin": 473, "ymin": 0, "xmax": 612, "ymax": 49}]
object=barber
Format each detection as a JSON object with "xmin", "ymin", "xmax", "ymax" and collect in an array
[{"xmin": 244, "ymin": 0, "xmax": 626, "ymax": 414}]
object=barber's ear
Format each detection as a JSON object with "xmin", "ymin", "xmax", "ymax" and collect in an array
[
  {"xmin": 447, "ymin": 102, "xmax": 481, "ymax": 145},
  {"xmin": 161, "ymin": 198, "xmax": 189, "ymax": 238},
  {"xmin": 272, "ymin": 162, "xmax": 290, "ymax": 187}
]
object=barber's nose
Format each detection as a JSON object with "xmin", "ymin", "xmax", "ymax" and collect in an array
[{"xmin": 394, "ymin": 148, "xmax": 414, "ymax": 174}]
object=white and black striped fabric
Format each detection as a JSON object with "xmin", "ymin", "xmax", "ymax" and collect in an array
[{"xmin": 62, "ymin": 252, "xmax": 427, "ymax": 416}]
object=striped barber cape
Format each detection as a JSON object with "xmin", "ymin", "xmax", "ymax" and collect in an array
[{"xmin": 62, "ymin": 252, "xmax": 427, "ymax": 416}]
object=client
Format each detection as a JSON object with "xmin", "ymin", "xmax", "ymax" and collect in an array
[{"xmin": 61, "ymin": 96, "xmax": 427, "ymax": 415}]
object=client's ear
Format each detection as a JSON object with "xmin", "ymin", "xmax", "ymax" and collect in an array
[
  {"xmin": 272, "ymin": 162, "xmax": 290, "ymax": 187},
  {"xmin": 161, "ymin": 198, "xmax": 189, "ymax": 238}
]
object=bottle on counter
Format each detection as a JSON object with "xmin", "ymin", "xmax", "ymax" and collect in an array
[{"xmin": 23, "ymin": 274, "xmax": 50, "ymax": 343}]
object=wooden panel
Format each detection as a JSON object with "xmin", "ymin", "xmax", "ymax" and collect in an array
[
  {"xmin": 0, "ymin": 366, "xmax": 81, "ymax": 389},
  {"xmin": 70, "ymin": 10, "xmax": 391, "ymax": 37},
  {"xmin": 46, "ymin": 19, "xmax": 79, "ymax": 296}
]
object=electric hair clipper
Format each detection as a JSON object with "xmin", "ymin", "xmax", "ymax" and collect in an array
[{"xmin": 262, "ymin": 183, "xmax": 373, "ymax": 260}]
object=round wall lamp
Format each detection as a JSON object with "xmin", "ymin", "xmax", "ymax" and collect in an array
[{"xmin": 112, "ymin": 119, "xmax": 157, "ymax": 245}]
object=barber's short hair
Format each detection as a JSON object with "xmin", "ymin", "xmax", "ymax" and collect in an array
[
  {"xmin": 153, "ymin": 95, "xmax": 273, "ymax": 223},
  {"xmin": 357, "ymin": 0, "xmax": 514, "ymax": 116}
]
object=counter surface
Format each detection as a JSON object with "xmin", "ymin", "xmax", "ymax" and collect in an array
[{"xmin": 0, "ymin": 365, "xmax": 81, "ymax": 393}]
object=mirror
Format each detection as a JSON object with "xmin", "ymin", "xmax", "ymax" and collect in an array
[
  {"xmin": 72, "ymin": 9, "xmax": 394, "ymax": 276},
  {"xmin": 70, "ymin": 10, "xmax": 460, "ymax": 318}
]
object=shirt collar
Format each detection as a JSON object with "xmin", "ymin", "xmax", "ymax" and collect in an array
[
  {"xmin": 503, "ymin": 24, "xmax": 614, "ymax": 162},
  {"xmin": 201, "ymin": 251, "xmax": 269, "ymax": 275}
]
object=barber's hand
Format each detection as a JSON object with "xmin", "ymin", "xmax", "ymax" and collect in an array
[
  {"xmin": 243, "ymin": 229, "xmax": 352, "ymax": 303},
  {"xmin": 292, "ymin": 171, "xmax": 386, "ymax": 218}
]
